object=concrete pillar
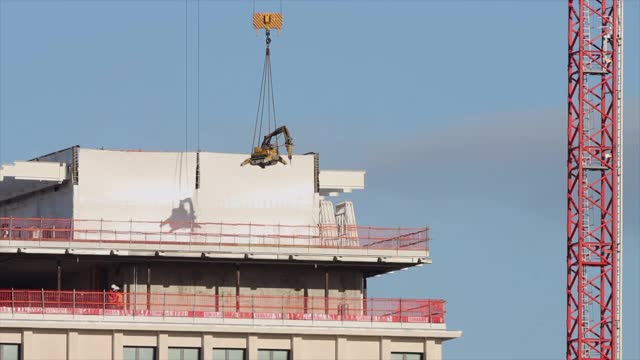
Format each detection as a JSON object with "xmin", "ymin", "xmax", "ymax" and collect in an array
[
  {"xmin": 424, "ymin": 339, "xmax": 442, "ymax": 360},
  {"xmin": 379, "ymin": 337, "xmax": 391, "ymax": 360},
  {"xmin": 68, "ymin": 330, "xmax": 79, "ymax": 360},
  {"xmin": 215, "ymin": 285, "xmax": 220, "ymax": 312},
  {"xmin": 113, "ymin": 331, "xmax": 124, "ymax": 360},
  {"xmin": 236, "ymin": 264, "xmax": 241, "ymax": 311},
  {"xmin": 363, "ymin": 276, "xmax": 368, "ymax": 315},
  {"xmin": 324, "ymin": 267, "xmax": 329, "ymax": 314},
  {"xmin": 158, "ymin": 333, "xmax": 169, "ymax": 360},
  {"xmin": 21, "ymin": 330, "xmax": 33, "ymax": 360},
  {"xmin": 202, "ymin": 334, "xmax": 214, "ymax": 360},
  {"xmin": 336, "ymin": 336, "xmax": 347, "ymax": 359},
  {"xmin": 291, "ymin": 335, "xmax": 303, "ymax": 359},
  {"xmin": 146, "ymin": 263, "xmax": 151, "ymax": 310},
  {"xmin": 247, "ymin": 334, "xmax": 258, "ymax": 360}
]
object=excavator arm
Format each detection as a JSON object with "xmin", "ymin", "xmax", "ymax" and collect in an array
[
  {"xmin": 241, "ymin": 126, "xmax": 294, "ymax": 168},
  {"xmin": 261, "ymin": 126, "xmax": 293, "ymax": 161}
]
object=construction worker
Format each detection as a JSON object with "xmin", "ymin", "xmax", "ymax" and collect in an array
[{"xmin": 108, "ymin": 284, "xmax": 123, "ymax": 309}]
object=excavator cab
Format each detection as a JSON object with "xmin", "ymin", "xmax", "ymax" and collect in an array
[{"xmin": 241, "ymin": 125, "xmax": 293, "ymax": 168}]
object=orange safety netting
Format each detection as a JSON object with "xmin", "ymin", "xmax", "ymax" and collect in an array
[{"xmin": 0, "ymin": 290, "xmax": 444, "ymax": 324}]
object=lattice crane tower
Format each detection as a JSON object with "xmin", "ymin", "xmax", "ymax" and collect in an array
[{"xmin": 567, "ymin": 0, "xmax": 623, "ymax": 359}]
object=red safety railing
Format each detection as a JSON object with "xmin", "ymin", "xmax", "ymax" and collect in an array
[
  {"xmin": 0, "ymin": 289, "xmax": 445, "ymax": 324},
  {"xmin": 0, "ymin": 217, "xmax": 429, "ymax": 252}
]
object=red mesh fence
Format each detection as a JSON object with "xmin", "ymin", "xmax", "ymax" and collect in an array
[
  {"xmin": 0, "ymin": 289, "xmax": 445, "ymax": 324},
  {"xmin": 0, "ymin": 217, "xmax": 429, "ymax": 251}
]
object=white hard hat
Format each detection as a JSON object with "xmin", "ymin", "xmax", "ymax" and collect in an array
[{"xmin": 111, "ymin": 284, "xmax": 120, "ymax": 291}]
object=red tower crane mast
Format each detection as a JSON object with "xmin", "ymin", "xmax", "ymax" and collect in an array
[{"xmin": 567, "ymin": 0, "xmax": 623, "ymax": 359}]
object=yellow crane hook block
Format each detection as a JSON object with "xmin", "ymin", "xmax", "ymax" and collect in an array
[{"xmin": 253, "ymin": 13, "xmax": 283, "ymax": 30}]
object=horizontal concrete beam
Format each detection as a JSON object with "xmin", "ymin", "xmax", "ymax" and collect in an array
[
  {"xmin": 1, "ymin": 245, "xmax": 429, "ymax": 266},
  {"xmin": 0, "ymin": 317, "xmax": 462, "ymax": 340},
  {"xmin": 319, "ymin": 170, "xmax": 365, "ymax": 196},
  {"xmin": 0, "ymin": 161, "xmax": 68, "ymax": 182}
]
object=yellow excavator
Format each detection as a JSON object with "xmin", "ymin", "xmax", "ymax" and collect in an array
[{"xmin": 241, "ymin": 126, "xmax": 293, "ymax": 168}]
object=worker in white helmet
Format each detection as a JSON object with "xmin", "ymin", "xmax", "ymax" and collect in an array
[{"xmin": 108, "ymin": 284, "xmax": 123, "ymax": 309}]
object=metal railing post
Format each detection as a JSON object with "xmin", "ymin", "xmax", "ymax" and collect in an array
[
  {"xmin": 192, "ymin": 292, "xmax": 196, "ymax": 319},
  {"xmin": 162, "ymin": 290, "xmax": 166, "ymax": 319},
  {"xmin": 103, "ymin": 289, "xmax": 106, "ymax": 316},
  {"xmin": 399, "ymin": 299, "xmax": 403, "ymax": 324},
  {"xmin": 39, "ymin": 217, "xmax": 43, "ymax": 246},
  {"xmin": 41, "ymin": 288, "xmax": 45, "ymax": 313},
  {"xmin": 68, "ymin": 219, "xmax": 72, "ymax": 248},
  {"xmin": 11, "ymin": 288, "xmax": 14, "ymax": 315},
  {"xmin": 72, "ymin": 289, "xmax": 76, "ymax": 315}
]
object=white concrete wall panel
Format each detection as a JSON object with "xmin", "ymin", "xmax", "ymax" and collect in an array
[
  {"xmin": 121, "ymin": 331, "xmax": 157, "ymax": 346},
  {"xmin": 390, "ymin": 338, "xmax": 425, "ymax": 353},
  {"xmin": 296, "ymin": 335, "xmax": 336, "ymax": 360},
  {"xmin": 198, "ymin": 152, "xmax": 316, "ymax": 225},
  {"xmin": 75, "ymin": 331, "xmax": 113, "ymax": 360},
  {"xmin": 254, "ymin": 334, "xmax": 291, "ymax": 350},
  {"xmin": 73, "ymin": 149, "xmax": 318, "ymax": 243},
  {"xmin": 345, "ymin": 337, "xmax": 380, "ymax": 360},
  {"xmin": 0, "ymin": 329, "xmax": 21, "ymax": 343},
  {"xmin": 74, "ymin": 149, "xmax": 198, "ymax": 222},
  {"xmin": 29, "ymin": 330, "xmax": 67, "ymax": 359}
]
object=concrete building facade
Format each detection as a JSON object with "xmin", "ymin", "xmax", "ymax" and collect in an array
[{"xmin": 0, "ymin": 147, "xmax": 460, "ymax": 360}]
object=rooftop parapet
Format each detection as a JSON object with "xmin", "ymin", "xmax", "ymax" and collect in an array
[{"xmin": 0, "ymin": 217, "xmax": 429, "ymax": 263}]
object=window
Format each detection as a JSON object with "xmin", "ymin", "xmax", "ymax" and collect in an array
[
  {"xmin": 213, "ymin": 348, "xmax": 245, "ymax": 360},
  {"xmin": 0, "ymin": 344, "xmax": 20, "ymax": 360},
  {"xmin": 169, "ymin": 348, "xmax": 200, "ymax": 360},
  {"xmin": 391, "ymin": 353, "xmax": 423, "ymax": 360},
  {"xmin": 257, "ymin": 349, "xmax": 289, "ymax": 360},
  {"xmin": 123, "ymin": 346, "xmax": 156, "ymax": 360}
]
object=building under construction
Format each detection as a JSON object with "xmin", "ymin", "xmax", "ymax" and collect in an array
[{"xmin": 0, "ymin": 146, "xmax": 461, "ymax": 359}]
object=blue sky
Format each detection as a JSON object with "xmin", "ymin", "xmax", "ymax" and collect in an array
[{"xmin": 0, "ymin": 1, "xmax": 638, "ymax": 359}]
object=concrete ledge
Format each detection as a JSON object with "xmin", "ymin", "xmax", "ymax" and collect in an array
[
  {"xmin": 0, "ymin": 161, "xmax": 68, "ymax": 182},
  {"xmin": 1, "ymin": 245, "xmax": 429, "ymax": 266},
  {"xmin": 0, "ymin": 316, "xmax": 461, "ymax": 340}
]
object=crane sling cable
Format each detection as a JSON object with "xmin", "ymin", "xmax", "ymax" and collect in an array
[{"xmin": 242, "ymin": 13, "xmax": 293, "ymax": 168}]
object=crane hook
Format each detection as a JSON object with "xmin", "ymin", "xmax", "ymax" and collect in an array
[{"xmin": 265, "ymin": 29, "xmax": 272, "ymax": 55}]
